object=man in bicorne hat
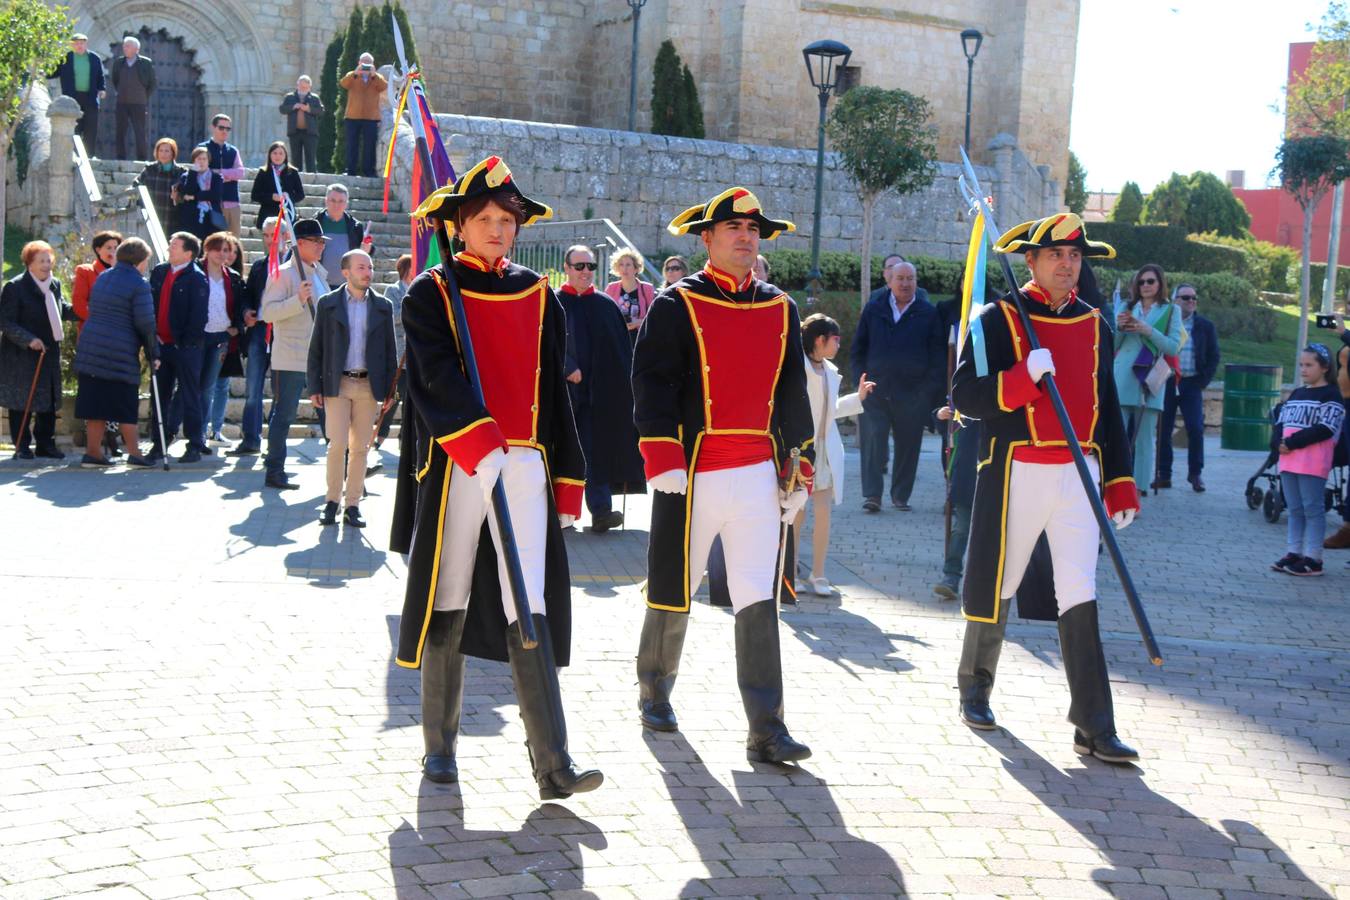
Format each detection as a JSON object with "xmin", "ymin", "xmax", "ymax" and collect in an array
[
  {"xmin": 632, "ymin": 187, "xmax": 816, "ymax": 765},
  {"xmin": 951, "ymin": 213, "xmax": 1142, "ymax": 763},
  {"xmin": 391, "ymin": 156, "xmax": 603, "ymax": 802}
]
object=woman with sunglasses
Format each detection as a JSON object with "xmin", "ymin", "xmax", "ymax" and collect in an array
[
  {"xmin": 1113, "ymin": 264, "xmax": 1183, "ymax": 495},
  {"xmin": 659, "ymin": 255, "xmax": 689, "ymax": 289}
]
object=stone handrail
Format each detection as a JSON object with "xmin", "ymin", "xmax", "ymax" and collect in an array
[
  {"xmin": 72, "ymin": 134, "xmax": 102, "ymax": 204},
  {"xmin": 135, "ymin": 185, "xmax": 170, "ymax": 265}
]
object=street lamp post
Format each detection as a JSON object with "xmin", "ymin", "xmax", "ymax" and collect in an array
[
  {"xmin": 961, "ymin": 27, "xmax": 982, "ymax": 151},
  {"xmin": 802, "ymin": 39, "xmax": 852, "ymax": 303},
  {"xmin": 626, "ymin": 0, "xmax": 649, "ymax": 132}
]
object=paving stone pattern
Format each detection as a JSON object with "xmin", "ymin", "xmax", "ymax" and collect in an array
[{"xmin": 0, "ymin": 435, "xmax": 1345, "ymax": 899}]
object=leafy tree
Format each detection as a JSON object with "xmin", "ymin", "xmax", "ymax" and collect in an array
[
  {"xmin": 650, "ymin": 40, "xmax": 704, "ymax": 137},
  {"xmin": 0, "ymin": 0, "xmax": 72, "ymax": 258},
  {"xmin": 1286, "ymin": 1, "xmax": 1350, "ymax": 139},
  {"xmin": 1111, "ymin": 181, "xmax": 1144, "ymax": 224},
  {"xmin": 826, "ymin": 85, "xmax": 938, "ymax": 305},
  {"xmin": 317, "ymin": 32, "xmax": 344, "ymax": 173},
  {"xmin": 1274, "ymin": 134, "xmax": 1350, "ymax": 366},
  {"xmin": 1142, "ymin": 170, "xmax": 1250, "ymax": 237},
  {"xmin": 1064, "ymin": 151, "xmax": 1088, "ymax": 214},
  {"xmin": 331, "ymin": 6, "xmax": 366, "ymax": 172}
]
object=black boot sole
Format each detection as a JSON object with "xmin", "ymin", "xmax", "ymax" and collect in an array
[
  {"xmin": 747, "ymin": 745, "xmax": 811, "ymax": 764},
  {"xmin": 539, "ymin": 769, "xmax": 604, "ymax": 800},
  {"xmin": 422, "ymin": 757, "xmax": 459, "ymax": 784},
  {"xmin": 1072, "ymin": 740, "xmax": 1140, "ymax": 764},
  {"xmin": 640, "ymin": 715, "xmax": 678, "ymax": 733},
  {"xmin": 960, "ymin": 709, "xmax": 998, "ymax": 731}
]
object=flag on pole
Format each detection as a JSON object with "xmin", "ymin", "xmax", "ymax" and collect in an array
[{"xmin": 408, "ymin": 84, "xmax": 456, "ymax": 274}]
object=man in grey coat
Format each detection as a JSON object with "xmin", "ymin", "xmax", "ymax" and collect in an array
[{"xmin": 307, "ymin": 249, "xmax": 396, "ymax": 527}]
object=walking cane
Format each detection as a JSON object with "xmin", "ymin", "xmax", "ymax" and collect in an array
[
  {"xmin": 773, "ymin": 448, "xmax": 801, "ymax": 610},
  {"xmin": 149, "ymin": 363, "xmax": 170, "ymax": 470},
  {"xmin": 15, "ymin": 347, "xmax": 46, "ymax": 457},
  {"xmin": 368, "ymin": 353, "xmax": 405, "ymax": 452},
  {"xmin": 959, "ymin": 148, "xmax": 1162, "ymax": 665}
]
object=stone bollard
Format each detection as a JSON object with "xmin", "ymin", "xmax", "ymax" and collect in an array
[{"xmin": 45, "ymin": 95, "xmax": 82, "ymax": 227}]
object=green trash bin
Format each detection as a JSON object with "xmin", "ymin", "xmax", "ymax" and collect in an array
[{"xmin": 1222, "ymin": 364, "xmax": 1282, "ymax": 451}]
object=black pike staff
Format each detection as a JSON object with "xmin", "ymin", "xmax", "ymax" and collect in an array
[
  {"xmin": 368, "ymin": 351, "xmax": 405, "ymax": 451},
  {"xmin": 958, "ymin": 148, "xmax": 1161, "ymax": 666},
  {"xmin": 394, "ymin": 16, "xmax": 538, "ymax": 649},
  {"xmin": 943, "ymin": 335, "xmax": 957, "ymax": 544}
]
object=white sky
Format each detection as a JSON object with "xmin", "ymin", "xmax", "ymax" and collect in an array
[{"xmin": 1070, "ymin": 0, "xmax": 1331, "ymax": 193}]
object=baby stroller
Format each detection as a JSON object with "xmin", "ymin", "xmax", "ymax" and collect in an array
[{"xmin": 1244, "ymin": 400, "xmax": 1349, "ymax": 523}]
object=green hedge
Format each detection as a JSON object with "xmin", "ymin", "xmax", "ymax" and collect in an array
[
  {"xmin": 1193, "ymin": 232, "xmax": 1297, "ymax": 293},
  {"xmin": 1085, "ymin": 222, "xmax": 1249, "ymax": 276},
  {"xmin": 689, "ymin": 249, "xmax": 966, "ymax": 296},
  {"xmin": 1309, "ymin": 262, "xmax": 1350, "ymax": 305}
]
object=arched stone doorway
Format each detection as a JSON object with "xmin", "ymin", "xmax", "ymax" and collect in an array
[
  {"xmin": 69, "ymin": 0, "xmax": 277, "ymax": 166},
  {"xmin": 98, "ymin": 28, "xmax": 205, "ymax": 162}
]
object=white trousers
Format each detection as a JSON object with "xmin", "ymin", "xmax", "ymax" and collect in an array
[
  {"xmin": 433, "ymin": 446, "xmax": 549, "ymax": 623},
  {"xmin": 689, "ymin": 460, "xmax": 782, "ymax": 613},
  {"xmin": 998, "ymin": 457, "xmax": 1100, "ymax": 615}
]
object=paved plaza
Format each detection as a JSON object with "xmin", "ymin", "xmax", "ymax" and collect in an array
[{"xmin": 1, "ymin": 434, "xmax": 1346, "ymax": 899}]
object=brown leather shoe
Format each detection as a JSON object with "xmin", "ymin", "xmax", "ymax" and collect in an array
[{"xmin": 1325, "ymin": 522, "xmax": 1350, "ymax": 550}]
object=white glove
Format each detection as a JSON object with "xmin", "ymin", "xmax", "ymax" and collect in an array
[
  {"xmin": 1026, "ymin": 347, "xmax": 1055, "ymax": 384},
  {"xmin": 650, "ymin": 468, "xmax": 688, "ymax": 494},
  {"xmin": 779, "ymin": 487, "xmax": 810, "ymax": 523},
  {"xmin": 473, "ymin": 447, "xmax": 507, "ymax": 504},
  {"xmin": 1112, "ymin": 507, "xmax": 1135, "ymax": 531},
  {"xmin": 558, "ymin": 513, "xmax": 576, "ymax": 528}
]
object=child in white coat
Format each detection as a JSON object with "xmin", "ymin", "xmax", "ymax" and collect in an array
[{"xmin": 795, "ymin": 314, "xmax": 875, "ymax": 594}]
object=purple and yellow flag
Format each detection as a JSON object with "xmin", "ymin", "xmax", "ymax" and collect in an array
[{"xmin": 382, "ymin": 72, "xmax": 457, "ymax": 274}]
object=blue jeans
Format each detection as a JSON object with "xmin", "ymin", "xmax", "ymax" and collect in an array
[
  {"xmin": 1281, "ymin": 472, "xmax": 1327, "ymax": 561},
  {"xmin": 1159, "ymin": 376, "xmax": 1205, "ymax": 481},
  {"xmin": 199, "ymin": 332, "xmax": 230, "ymax": 435},
  {"xmin": 265, "ymin": 370, "xmax": 307, "ymax": 478},
  {"xmin": 240, "ymin": 327, "xmax": 269, "ymax": 446},
  {"xmin": 208, "ymin": 377, "xmax": 229, "ymax": 434}
]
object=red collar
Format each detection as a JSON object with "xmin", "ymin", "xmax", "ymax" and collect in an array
[
  {"xmin": 1022, "ymin": 281, "xmax": 1077, "ymax": 312},
  {"xmin": 455, "ymin": 251, "xmax": 508, "ymax": 275},
  {"xmin": 704, "ymin": 263, "xmax": 753, "ymax": 294},
  {"xmin": 559, "ymin": 283, "xmax": 596, "ymax": 296}
]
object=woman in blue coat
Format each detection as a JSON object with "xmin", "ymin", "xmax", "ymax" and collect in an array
[
  {"xmin": 1113, "ymin": 264, "xmax": 1183, "ymax": 492},
  {"xmin": 73, "ymin": 238, "xmax": 158, "ymax": 467}
]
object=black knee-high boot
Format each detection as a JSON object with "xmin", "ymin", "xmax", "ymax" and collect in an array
[
  {"xmin": 507, "ymin": 614, "xmax": 604, "ymax": 800},
  {"xmin": 636, "ymin": 607, "xmax": 689, "ymax": 731},
  {"xmin": 736, "ymin": 600, "xmax": 810, "ymax": 764},
  {"xmin": 956, "ymin": 602, "xmax": 1009, "ymax": 729},
  {"xmin": 1058, "ymin": 601, "xmax": 1139, "ymax": 763},
  {"xmin": 420, "ymin": 610, "xmax": 466, "ymax": 783}
]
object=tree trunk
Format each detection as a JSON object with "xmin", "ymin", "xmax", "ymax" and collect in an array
[
  {"xmin": 859, "ymin": 192, "xmax": 875, "ymax": 310},
  {"xmin": 0, "ymin": 130, "xmax": 9, "ymax": 278},
  {"xmin": 1297, "ymin": 201, "xmax": 1315, "ymax": 379}
]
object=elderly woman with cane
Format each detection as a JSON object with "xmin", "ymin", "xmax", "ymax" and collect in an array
[{"xmin": 2, "ymin": 241, "xmax": 74, "ymax": 460}]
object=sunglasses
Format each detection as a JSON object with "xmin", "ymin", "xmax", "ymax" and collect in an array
[
  {"xmin": 216, "ymin": 125, "xmax": 232, "ymax": 132},
  {"xmin": 664, "ymin": 265, "xmax": 685, "ymax": 272},
  {"xmin": 1138, "ymin": 277, "xmax": 1157, "ymax": 285},
  {"xmin": 1176, "ymin": 294, "xmax": 1197, "ymax": 301},
  {"xmin": 569, "ymin": 262, "xmax": 597, "ymax": 271}
]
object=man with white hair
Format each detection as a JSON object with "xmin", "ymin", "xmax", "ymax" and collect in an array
[
  {"xmin": 339, "ymin": 52, "xmax": 387, "ymax": 177},
  {"xmin": 280, "ymin": 75, "xmax": 325, "ymax": 172},
  {"xmin": 111, "ymin": 35, "xmax": 155, "ymax": 160}
]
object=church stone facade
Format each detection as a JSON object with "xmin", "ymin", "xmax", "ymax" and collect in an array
[{"xmin": 64, "ymin": 0, "xmax": 1079, "ymax": 187}]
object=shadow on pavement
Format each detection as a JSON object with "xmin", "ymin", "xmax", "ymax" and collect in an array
[
  {"xmin": 782, "ymin": 597, "xmax": 925, "ymax": 676},
  {"xmin": 226, "ymin": 490, "xmax": 324, "ymax": 550},
  {"xmin": 642, "ymin": 729, "xmax": 906, "ymax": 895},
  {"xmin": 975, "ymin": 729, "xmax": 1333, "ymax": 898},
  {"xmin": 381, "ymin": 614, "xmax": 510, "ymax": 737},
  {"xmin": 5, "ymin": 463, "xmax": 217, "ymax": 507},
  {"xmin": 283, "ymin": 522, "xmax": 389, "ymax": 585},
  {"xmin": 387, "ymin": 783, "xmax": 607, "ymax": 897}
]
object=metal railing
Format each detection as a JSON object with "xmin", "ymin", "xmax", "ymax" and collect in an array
[
  {"xmin": 136, "ymin": 185, "xmax": 169, "ymax": 264},
  {"xmin": 511, "ymin": 218, "xmax": 663, "ymax": 288},
  {"xmin": 72, "ymin": 135, "xmax": 102, "ymax": 204}
]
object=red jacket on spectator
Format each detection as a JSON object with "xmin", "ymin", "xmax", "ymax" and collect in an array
[{"xmin": 72, "ymin": 259, "xmax": 110, "ymax": 334}]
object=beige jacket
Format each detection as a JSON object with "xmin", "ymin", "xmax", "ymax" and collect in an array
[
  {"xmin": 261, "ymin": 257, "xmax": 328, "ymax": 373},
  {"xmin": 339, "ymin": 71, "xmax": 387, "ymax": 121}
]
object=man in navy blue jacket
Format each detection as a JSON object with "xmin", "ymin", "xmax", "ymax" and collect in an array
[
  {"xmin": 1158, "ymin": 283, "xmax": 1220, "ymax": 492},
  {"xmin": 148, "ymin": 232, "xmax": 211, "ymax": 463},
  {"xmin": 852, "ymin": 257, "xmax": 944, "ymax": 511},
  {"xmin": 51, "ymin": 35, "xmax": 105, "ymax": 142}
]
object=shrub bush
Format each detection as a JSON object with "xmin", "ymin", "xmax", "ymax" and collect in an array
[
  {"xmin": 1085, "ymin": 222, "xmax": 1248, "ymax": 275},
  {"xmin": 1192, "ymin": 232, "xmax": 1298, "ymax": 293}
]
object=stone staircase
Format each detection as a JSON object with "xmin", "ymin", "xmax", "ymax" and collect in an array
[{"xmin": 88, "ymin": 160, "xmax": 409, "ymax": 442}]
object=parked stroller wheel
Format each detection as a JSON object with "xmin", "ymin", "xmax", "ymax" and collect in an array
[
  {"xmin": 1246, "ymin": 484, "xmax": 1263, "ymax": 510},
  {"xmin": 1263, "ymin": 489, "xmax": 1283, "ymax": 523}
]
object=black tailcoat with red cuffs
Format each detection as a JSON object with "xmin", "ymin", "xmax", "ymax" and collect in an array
[
  {"xmin": 951, "ymin": 289, "xmax": 1139, "ymax": 624},
  {"xmin": 393, "ymin": 254, "xmax": 585, "ymax": 668},
  {"xmin": 632, "ymin": 267, "xmax": 815, "ymax": 613}
]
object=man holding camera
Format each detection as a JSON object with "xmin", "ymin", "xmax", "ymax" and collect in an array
[{"xmin": 339, "ymin": 53, "xmax": 387, "ymax": 178}]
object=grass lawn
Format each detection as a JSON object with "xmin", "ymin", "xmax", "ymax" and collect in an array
[{"xmin": 3, "ymin": 225, "xmax": 34, "ymax": 281}]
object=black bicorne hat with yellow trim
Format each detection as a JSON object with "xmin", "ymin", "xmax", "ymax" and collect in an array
[
  {"xmin": 667, "ymin": 187, "xmax": 795, "ymax": 241},
  {"xmin": 412, "ymin": 155, "xmax": 552, "ymax": 236},
  {"xmin": 993, "ymin": 212, "xmax": 1116, "ymax": 259}
]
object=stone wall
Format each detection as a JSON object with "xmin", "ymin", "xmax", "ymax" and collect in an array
[{"xmin": 389, "ymin": 112, "xmax": 1060, "ymax": 262}]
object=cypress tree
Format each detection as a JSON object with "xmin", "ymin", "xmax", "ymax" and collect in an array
[
  {"xmin": 317, "ymin": 32, "xmax": 343, "ymax": 172},
  {"xmin": 650, "ymin": 40, "xmax": 682, "ymax": 136},
  {"xmin": 331, "ymin": 6, "xmax": 366, "ymax": 173},
  {"xmin": 393, "ymin": 1, "xmax": 418, "ymax": 68},
  {"xmin": 681, "ymin": 64, "xmax": 705, "ymax": 139}
]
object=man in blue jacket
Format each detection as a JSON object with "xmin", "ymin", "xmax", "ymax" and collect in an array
[
  {"xmin": 147, "ymin": 232, "xmax": 211, "ymax": 463},
  {"xmin": 51, "ymin": 34, "xmax": 105, "ymax": 143},
  {"xmin": 851, "ymin": 257, "xmax": 944, "ymax": 511},
  {"xmin": 1157, "ymin": 283, "xmax": 1219, "ymax": 492}
]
